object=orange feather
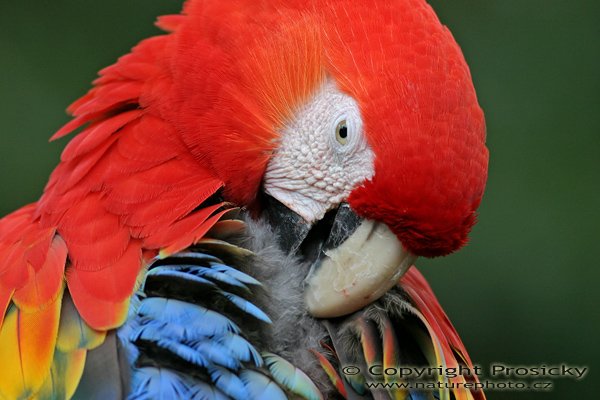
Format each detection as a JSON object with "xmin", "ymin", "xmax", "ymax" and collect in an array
[
  {"xmin": 0, "ymin": 295, "xmax": 62, "ymax": 398},
  {"xmin": 12, "ymin": 236, "xmax": 67, "ymax": 311}
]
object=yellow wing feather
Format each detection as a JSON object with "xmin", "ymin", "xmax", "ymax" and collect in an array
[{"xmin": 0, "ymin": 294, "xmax": 62, "ymax": 399}]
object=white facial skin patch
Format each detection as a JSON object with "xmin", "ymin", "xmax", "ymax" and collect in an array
[{"xmin": 264, "ymin": 81, "xmax": 375, "ymax": 223}]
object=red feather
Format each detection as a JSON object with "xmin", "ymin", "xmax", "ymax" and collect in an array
[
  {"xmin": 60, "ymin": 110, "xmax": 142, "ymax": 162},
  {"xmin": 67, "ymin": 241, "xmax": 142, "ymax": 302},
  {"xmin": 159, "ymin": 207, "xmax": 232, "ymax": 256},
  {"xmin": 119, "ymin": 177, "xmax": 222, "ymax": 230},
  {"xmin": 54, "ymin": 134, "xmax": 119, "ymax": 195},
  {"xmin": 66, "ymin": 288, "xmax": 130, "ymax": 331},
  {"xmin": 401, "ymin": 267, "xmax": 474, "ymax": 366},
  {"xmin": 71, "ymin": 82, "xmax": 143, "ymax": 117},
  {"xmin": 400, "ymin": 267, "xmax": 486, "ymax": 400},
  {"xmin": 50, "ymin": 113, "xmax": 93, "ymax": 141},
  {"xmin": 155, "ymin": 15, "xmax": 186, "ymax": 32},
  {"xmin": 143, "ymin": 203, "xmax": 223, "ymax": 249}
]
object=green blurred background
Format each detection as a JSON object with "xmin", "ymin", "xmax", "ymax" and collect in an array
[{"xmin": 0, "ymin": 1, "xmax": 597, "ymax": 398}]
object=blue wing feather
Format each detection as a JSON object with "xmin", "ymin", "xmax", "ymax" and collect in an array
[
  {"xmin": 150, "ymin": 264, "xmax": 250, "ymax": 290},
  {"xmin": 132, "ymin": 325, "xmax": 210, "ymax": 367},
  {"xmin": 128, "ymin": 367, "xmax": 192, "ymax": 400},
  {"xmin": 119, "ymin": 250, "xmax": 272, "ymax": 398},
  {"xmin": 119, "ymin": 245, "xmax": 318, "ymax": 399},
  {"xmin": 207, "ymin": 366, "xmax": 249, "ymax": 400},
  {"xmin": 188, "ymin": 382, "xmax": 230, "ymax": 400},
  {"xmin": 166, "ymin": 252, "xmax": 223, "ymax": 263},
  {"xmin": 240, "ymin": 370, "xmax": 288, "ymax": 400},
  {"xmin": 221, "ymin": 292, "xmax": 272, "ymax": 323},
  {"xmin": 190, "ymin": 340, "xmax": 241, "ymax": 370},
  {"xmin": 145, "ymin": 267, "xmax": 217, "ymax": 287},
  {"xmin": 215, "ymin": 333, "xmax": 263, "ymax": 367},
  {"xmin": 209, "ymin": 263, "xmax": 262, "ymax": 286},
  {"xmin": 138, "ymin": 297, "xmax": 240, "ymax": 335}
]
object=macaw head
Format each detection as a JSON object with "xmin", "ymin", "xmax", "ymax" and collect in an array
[{"xmin": 152, "ymin": 0, "xmax": 488, "ymax": 317}]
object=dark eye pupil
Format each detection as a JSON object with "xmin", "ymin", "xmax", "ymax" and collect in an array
[{"xmin": 338, "ymin": 125, "xmax": 347, "ymax": 139}]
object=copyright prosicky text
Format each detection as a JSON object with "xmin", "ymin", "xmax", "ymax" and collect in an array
[{"xmin": 341, "ymin": 363, "xmax": 588, "ymax": 381}]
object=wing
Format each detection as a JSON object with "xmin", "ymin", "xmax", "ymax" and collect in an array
[
  {"xmin": 0, "ymin": 197, "xmax": 229, "ymax": 399},
  {"xmin": 0, "ymin": 23, "xmax": 227, "ymax": 399},
  {"xmin": 108, "ymin": 213, "xmax": 323, "ymax": 400}
]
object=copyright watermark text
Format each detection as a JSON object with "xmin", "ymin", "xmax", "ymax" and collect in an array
[{"xmin": 339, "ymin": 363, "xmax": 588, "ymax": 392}]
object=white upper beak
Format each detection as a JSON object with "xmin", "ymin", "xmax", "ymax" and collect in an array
[{"xmin": 304, "ymin": 220, "xmax": 416, "ymax": 318}]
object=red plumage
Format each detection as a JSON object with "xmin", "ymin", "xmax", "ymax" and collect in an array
[
  {"xmin": 1, "ymin": 7, "xmax": 227, "ymax": 330},
  {"xmin": 0, "ymin": 3, "xmax": 491, "ymax": 400},
  {"xmin": 0, "ymin": 1, "xmax": 487, "ymax": 387},
  {"xmin": 324, "ymin": 0, "xmax": 488, "ymax": 256}
]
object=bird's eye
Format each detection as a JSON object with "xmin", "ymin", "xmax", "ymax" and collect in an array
[{"xmin": 335, "ymin": 120, "xmax": 348, "ymax": 145}]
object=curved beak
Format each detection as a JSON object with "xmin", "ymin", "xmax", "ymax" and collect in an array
[
  {"xmin": 263, "ymin": 197, "xmax": 416, "ymax": 318},
  {"xmin": 304, "ymin": 219, "xmax": 416, "ymax": 317}
]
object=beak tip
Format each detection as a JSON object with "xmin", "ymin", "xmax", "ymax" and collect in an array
[{"xmin": 304, "ymin": 220, "xmax": 416, "ymax": 318}]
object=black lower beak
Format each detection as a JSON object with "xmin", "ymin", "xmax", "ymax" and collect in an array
[{"xmin": 262, "ymin": 195, "xmax": 362, "ymax": 262}]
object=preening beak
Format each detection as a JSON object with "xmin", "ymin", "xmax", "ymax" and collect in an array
[
  {"xmin": 304, "ymin": 219, "xmax": 416, "ymax": 317},
  {"xmin": 264, "ymin": 196, "xmax": 417, "ymax": 318}
]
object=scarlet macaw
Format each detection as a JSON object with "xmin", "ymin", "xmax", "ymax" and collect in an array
[{"xmin": 0, "ymin": 0, "xmax": 488, "ymax": 399}]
